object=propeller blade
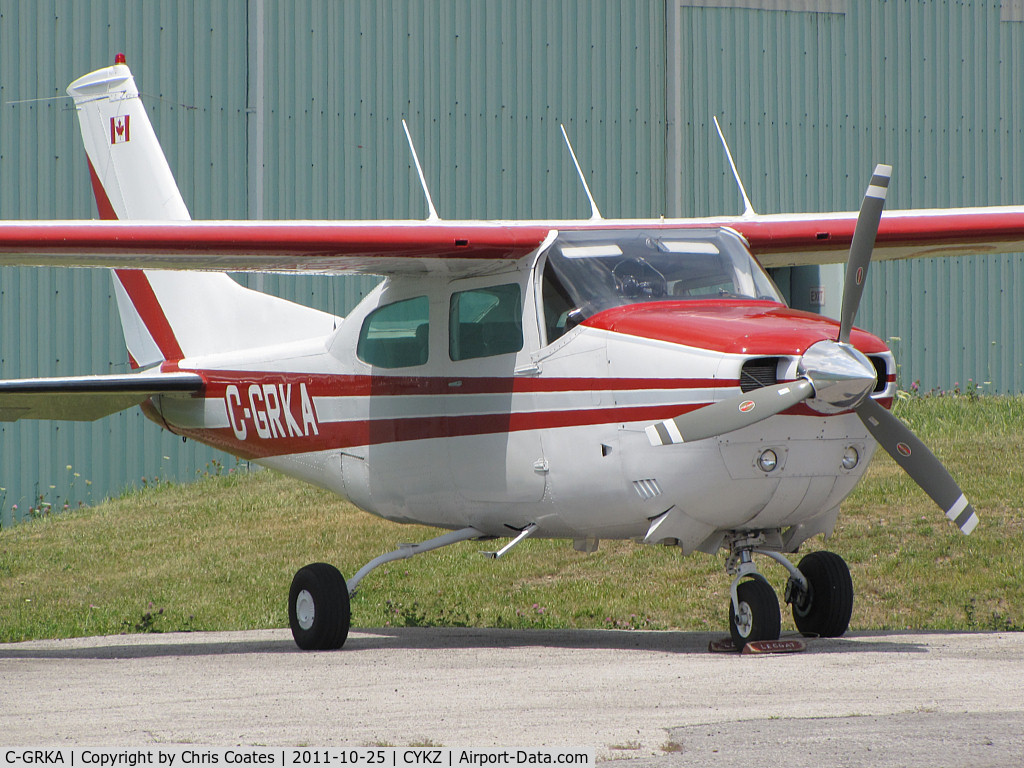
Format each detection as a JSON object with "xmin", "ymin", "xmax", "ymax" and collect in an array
[
  {"xmin": 646, "ymin": 378, "xmax": 814, "ymax": 445},
  {"xmin": 855, "ymin": 398, "xmax": 979, "ymax": 535},
  {"xmin": 839, "ymin": 164, "xmax": 891, "ymax": 344}
]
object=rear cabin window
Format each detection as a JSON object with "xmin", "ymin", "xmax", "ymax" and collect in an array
[
  {"xmin": 449, "ymin": 283, "xmax": 524, "ymax": 361},
  {"xmin": 357, "ymin": 296, "xmax": 429, "ymax": 368}
]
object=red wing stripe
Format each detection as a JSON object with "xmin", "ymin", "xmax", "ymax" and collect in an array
[
  {"xmin": 114, "ymin": 270, "xmax": 184, "ymax": 361},
  {"xmin": 735, "ymin": 211, "xmax": 1024, "ymax": 256},
  {"xmin": 0, "ymin": 222, "xmax": 550, "ymax": 262}
]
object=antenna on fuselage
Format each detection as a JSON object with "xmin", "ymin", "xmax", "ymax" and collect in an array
[
  {"xmin": 560, "ymin": 124, "xmax": 603, "ymax": 221},
  {"xmin": 402, "ymin": 118, "xmax": 440, "ymax": 221},
  {"xmin": 713, "ymin": 115, "xmax": 757, "ymax": 218}
]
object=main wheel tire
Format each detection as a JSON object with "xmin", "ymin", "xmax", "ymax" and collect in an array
[
  {"xmin": 289, "ymin": 562, "xmax": 351, "ymax": 651},
  {"xmin": 729, "ymin": 577, "xmax": 781, "ymax": 648},
  {"xmin": 792, "ymin": 551, "xmax": 854, "ymax": 638}
]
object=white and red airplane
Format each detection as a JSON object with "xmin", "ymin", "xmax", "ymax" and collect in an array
[{"xmin": 1, "ymin": 56, "xmax": 1019, "ymax": 650}]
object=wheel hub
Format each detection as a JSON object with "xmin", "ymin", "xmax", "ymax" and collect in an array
[
  {"xmin": 734, "ymin": 601, "xmax": 753, "ymax": 638},
  {"xmin": 295, "ymin": 589, "xmax": 316, "ymax": 631},
  {"xmin": 785, "ymin": 577, "xmax": 813, "ymax": 617}
]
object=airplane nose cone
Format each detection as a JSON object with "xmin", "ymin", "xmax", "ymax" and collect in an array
[{"xmin": 800, "ymin": 340, "xmax": 877, "ymax": 414}]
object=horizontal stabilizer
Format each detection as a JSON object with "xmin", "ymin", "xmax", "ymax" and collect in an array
[{"xmin": 0, "ymin": 371, "xmax": 203, "ymax": 422}]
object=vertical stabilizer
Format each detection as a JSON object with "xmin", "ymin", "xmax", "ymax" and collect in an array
[
  {"xmin": 67, "ymin": 55, "xmax": 339, "ymax": 368},
  {"xmin": 67, "ymin": 54, "xmax": 191, "ymax": 222}
]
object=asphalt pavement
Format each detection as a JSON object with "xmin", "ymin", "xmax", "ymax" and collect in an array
[{"xmin": 1, "ymin": 628, "xmax": 1022, "ymax": 766}]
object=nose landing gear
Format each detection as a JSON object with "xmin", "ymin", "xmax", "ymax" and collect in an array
[
  {"xmin": 724, "ymin": 533, "xmax": 854, "ymax": 650},
  {"xmin": 729, "ymin": 576, "xmax": 781, "ymax": 647}
]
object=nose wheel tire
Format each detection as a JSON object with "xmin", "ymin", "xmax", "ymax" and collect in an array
[
  {"xmin": 791, "ymin": 550, "xmax": 854, "ymax": 638},
  {"xmin": 729, "ymin": 577, "xmax": 781, "ymax": 647},
  {"xmin": 289, "ymin": 562, "xmax": 351, "ymax": 650}
]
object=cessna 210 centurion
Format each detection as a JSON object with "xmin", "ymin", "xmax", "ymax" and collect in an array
[{"xmin": 1, "ymin": 56, "xmax": 1016, "ymax": 650}]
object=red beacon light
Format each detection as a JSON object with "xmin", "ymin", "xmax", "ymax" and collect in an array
[{"xmin": 114, "ymin": 53, "xmax": 127, "ymax": 65}]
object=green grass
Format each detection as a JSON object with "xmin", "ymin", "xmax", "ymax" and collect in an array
[{"xmin": 2, "ymin": 395, "xmax": 1022, "ymax": 643}]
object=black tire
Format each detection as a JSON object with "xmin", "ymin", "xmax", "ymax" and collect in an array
[
  {"xmin": 792, "ymin": 551, "xmax": 854, "ymax": 638},
  {"xmin": 729, "ymin": 577, "xmax": 781, "ymax": 648},
  {"xmin": 288, "ymin": 562, "xmax": 351, "ymax": 651}
]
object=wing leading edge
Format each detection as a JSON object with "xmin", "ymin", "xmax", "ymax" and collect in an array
[
  {"xmin": 0, "ymin": 371, "xmax": 203, "ymax": 422},
  {"xmin": 0, "ymin": 222, "xmax": 553, "ymax": 275},
  {"xmin": 2, "ymin": 209, "xmax": 1024, "ymax": 273},
  {"xmin": 732, "ymin": 206, "xmax": 1024, "ymax": 268}
]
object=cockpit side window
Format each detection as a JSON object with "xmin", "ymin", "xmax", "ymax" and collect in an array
[
  {"xmin": 449, "ymin": 283, "xmax": 524, "ymax": 361},
  {"xmin": 541, "ymin": 266, "xmax": 578, "ymax": 344},
  {"xmin": 357, "ymin": 296, "xmax": 429, "ymax": 368}
]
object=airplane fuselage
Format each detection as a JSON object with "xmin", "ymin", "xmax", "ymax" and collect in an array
[{"xmin": 144, "ymin": 226, "xmax": 894, "ymax": 556}]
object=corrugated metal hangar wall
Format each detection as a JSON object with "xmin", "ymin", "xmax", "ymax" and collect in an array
[{"xmin": 0, "ymin": 0, "xmax": 1021, "ymax": 522}]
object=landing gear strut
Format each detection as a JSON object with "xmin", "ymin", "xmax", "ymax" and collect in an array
[
  {"xmin": 723, "ymin": 532, "xmax": 854, "ymax": 649},
  {"xmin": 287, "ymin": 526, "xmax": 484, "ymax": 651}
]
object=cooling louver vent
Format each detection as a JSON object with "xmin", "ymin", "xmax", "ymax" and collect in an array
[
  {"xmin": 633, "ymin": 479, "xmax": 662, "ymax": 500},
  {"xmin": 740, "ymin": 357, "xmax": 781, "ymax": 393}
]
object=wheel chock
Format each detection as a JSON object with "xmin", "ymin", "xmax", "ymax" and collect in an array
[
  {"xmin": 741, "ymin": 638, "xmax": 807, "ymax": 654},
  {"xmin": 708, "ymin": 637, "xmax": 739, "ymax": 653},
  {"xmin": 708, "ymin": 636, "xmax": 808, "ymax": 654}
]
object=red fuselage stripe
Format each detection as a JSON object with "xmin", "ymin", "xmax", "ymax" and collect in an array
[
  {"xmin": 170, "ymin": 397, "xmax": 894, "ymax": 460},
  {"xmin": 168, "ymin": 402, "xmax": 704, "ymax": 460},
  {"xmin": 155, "ymin": 370, "xmax": 895, "ymax": 459},
  {"xmin": 195, "ymin": 372, "xmax": 727, "ymax": 397}
]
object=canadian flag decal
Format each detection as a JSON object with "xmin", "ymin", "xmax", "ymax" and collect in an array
[{"xmin": 110, "ymin": 115, "xmax": 130, "ymax": 144}]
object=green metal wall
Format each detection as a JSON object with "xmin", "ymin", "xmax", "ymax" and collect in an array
[
  {"xmin": 0, "ymin": 0, "xmax": 1020, "ymax": 523},
  {"xmin": 252, "ymin": 0, "xmax": 667, "ymax": 221}
]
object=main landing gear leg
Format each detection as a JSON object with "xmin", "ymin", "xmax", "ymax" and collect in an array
[
  {"xmin": 785, "ymin": 550, "xmax": 854, "ymax": 638},
  {"xmin": 287, "ymin": 526, "xmax": 484, "ymax": 651}
]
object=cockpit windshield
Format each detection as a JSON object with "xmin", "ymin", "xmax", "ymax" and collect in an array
[{"xmin": 540, "ymin": 227, "xmax": 784, "ymax": 343}]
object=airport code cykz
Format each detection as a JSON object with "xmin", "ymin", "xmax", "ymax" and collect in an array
[{"xmin": 1, "ymin": 750, "xmax": 594, "ymax": 768}]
